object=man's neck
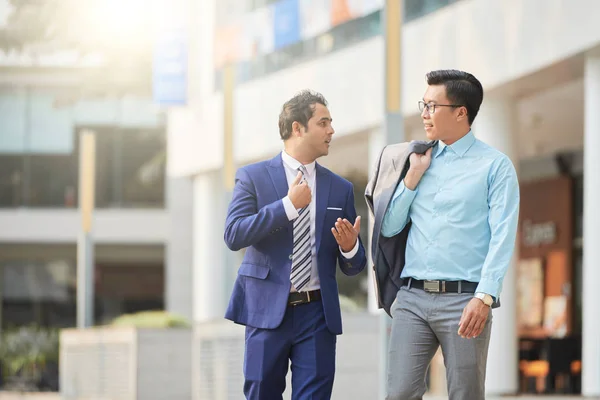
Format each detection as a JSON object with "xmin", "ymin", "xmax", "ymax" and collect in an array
[
  {"xmin": 284, "ymin": 147, "xmax": 316, "ymax": 165},
  {"xmin": 442, "ymin": 128, "xmax": 470, "ymax": 146}
]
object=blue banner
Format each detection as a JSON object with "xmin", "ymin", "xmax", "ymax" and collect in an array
[
  {"xmin": 153, "ymin": 30, "xmax": 188, "ymax": 106},
  {"xmin": 273, "ymin": 0, "xmax": 301, "ymax": 50}
]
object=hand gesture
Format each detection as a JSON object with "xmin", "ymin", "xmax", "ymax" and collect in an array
[
  {"xmin": 408, "ymin": 147, "xmax": 433, "ymax": 174},
  {"xmin": 331, "ymin": 216, "xmax": 361, "ymax": 253},
  {"xmin": 288, "ymin": 171, "xmax": 311, "ymax": 209},
  {"xmin": 404, "ymin": 148, "xmax": 433, "ymax": 190},
  {"xmin": 457, "ymin": 297, "xmax": 490, "ymax": 339}
]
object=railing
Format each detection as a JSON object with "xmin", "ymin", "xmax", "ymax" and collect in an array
[{"xmin": 214, "ymin": 0, "xmax": 463, "ymax": 89}]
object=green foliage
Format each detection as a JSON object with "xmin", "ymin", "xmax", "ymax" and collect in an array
[
  {"xmin": 0, "ymin": 325, "xmax": 59, "ymax": 378},
  {"xmin": 110, "ymin": 310, "xmax": 191, "ymax": 329}
]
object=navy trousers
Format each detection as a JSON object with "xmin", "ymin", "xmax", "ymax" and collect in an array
[{"xmin": 243, "ymin": 300, "xmax": 336, "ymax": 400}]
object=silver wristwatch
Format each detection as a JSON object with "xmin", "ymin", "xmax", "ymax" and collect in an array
[{"xmin": 474, "ymin": 292, "xmax": 493, "ymax": 307}]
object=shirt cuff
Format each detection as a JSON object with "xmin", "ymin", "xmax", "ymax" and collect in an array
[
  {"xmin": 475, "ymin": 279, "xmax": 501, "ymax": 299},
  {"xmin": 395, "ymin": 180, "xmax": 417, "ymax": 200},
  {"xmin": 282, "ymin": 196, "xmax": 299, "ymax": 221},
  {"xmin": 340, "ymin": 238, "xmax": 359, "ymax": 259}
]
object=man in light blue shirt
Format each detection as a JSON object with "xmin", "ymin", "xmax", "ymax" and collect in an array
[{"xmin": 383, "ymin": 70, "xmax": 519, "ymax": 400}]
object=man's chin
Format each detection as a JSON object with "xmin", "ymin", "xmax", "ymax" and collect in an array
[{"xmin": 425, "ymin": 130, "xmax": 437, "ymax": 141}]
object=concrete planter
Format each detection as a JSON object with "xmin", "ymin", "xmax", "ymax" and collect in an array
[{"xmin": 59, "ymin": 327, "xmax": 191, "ymax": 400}]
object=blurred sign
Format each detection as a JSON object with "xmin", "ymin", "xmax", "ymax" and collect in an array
[
  {"xmin": 300, "ymin": 0, "xmax": 332, "ymax": 39},
  {"xmin": 215, "ymin": 25, "xmax": 242, "ymax": 68},
  {"xmin": 153, "ymin": 30, "xmax": 187, "ymax": 106},
  {"xmin": 273, "ymin": 0, "xmax": 301, "ymax": 50},
  {"xmin": 241, "ymin": 7, "xmax": 275, "ymax": 60},
  {"xmin": 331, "ymin": 0, "xmax": 352, "ymax": 26}
]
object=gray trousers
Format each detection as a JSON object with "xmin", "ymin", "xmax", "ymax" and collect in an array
[{"xmin": 386, "ymin": 285, "xmax": 492, "ymax": 400}]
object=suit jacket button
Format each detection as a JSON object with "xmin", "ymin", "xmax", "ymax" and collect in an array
[{"xmin": 289, "ymin": 254, "xmax": 293, "ymax": 260}]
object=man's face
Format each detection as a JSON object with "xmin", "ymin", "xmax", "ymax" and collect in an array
[
  {"xmin": 421, "ymin": 84, "xmax": 462, "ymax": 142},
  {"xmin": 298, "ymin": 103, "xmax": 334, "ymax": 159}
]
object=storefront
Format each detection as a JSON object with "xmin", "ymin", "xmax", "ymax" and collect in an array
[{"xmin": 517, "ymin": 174, "xmax": 582, "ymax": 394}]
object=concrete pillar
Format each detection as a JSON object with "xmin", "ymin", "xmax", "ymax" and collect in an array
[
  {"xmin": 165, "ymin": 176, "xmax": 194, "ymax": 321},
  {"xmin": 582, "ymin": 52, "xmax": 600, "ymax": 397},
  {"xmin": 193, "ymin": 171, "xmax": 228, "ymax": 322},
  {"xmin": 472, "ymin": 94, "xmax": 519, "ymax": 395}
]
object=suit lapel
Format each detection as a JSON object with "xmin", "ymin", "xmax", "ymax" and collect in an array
[
  {"xmin": 267, "ymin": 153, "xmax": 289, "ymax": 199},
  {"xmin": 315, "ymin": 164, "xmax": 331, "ymax": 255}
]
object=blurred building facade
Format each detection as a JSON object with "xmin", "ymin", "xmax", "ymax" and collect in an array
[
  {"xmin": 165, "ymin": 0, "xmax": 600, "ymax": 397},
  {"xmin": 0, "ymin": 61, "xmax": 179, "ymax": 331}
]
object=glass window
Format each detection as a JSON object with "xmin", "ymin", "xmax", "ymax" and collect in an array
[
  {"xmin": 90, "ymin": 128, "xmax": 119, "ymax": 208},
  {"xmin": 405, "ymin": 0, "xmax": 453, "ymax": 22},
  {"xmin": 0, "ymin": 156, "xmax": 24, "ymax": 207},
  {"xmin": 29, "ymin": 92, "xmax": 73, "ymax": 154},
  {"xmin": 1, "ymin": 260, "xmax": 77, "ymax": 329},
  {"xmin": 1, "ymin": 258, "xmax": 165, "ymax": 329},
  {"xmin": 0, "ymin": 88, "xmax": 165, "ymax": 209},
  {"xmin": 28, "ymin": 153, "xmax": 78, "ymax": 208},
  {"xmin": 0, "ymin": 89, "xmax": 27, "ymax": 154},
  {"xmin": 120, "ymin": 128, "xmax": 166, "ymax": 207}
]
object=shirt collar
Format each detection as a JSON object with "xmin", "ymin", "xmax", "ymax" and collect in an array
[
  {"xmin": 281, "ymin": 151, "xmax": 316, "ymax": 177},
  {"xmin": 434, "ymin": 130, "xmax": 475, "ymax": 158}
]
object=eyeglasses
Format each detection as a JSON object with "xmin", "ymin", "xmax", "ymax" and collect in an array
[{"xmin": 418, "ymin": 101, "xmax": 464, "ymax": 114}]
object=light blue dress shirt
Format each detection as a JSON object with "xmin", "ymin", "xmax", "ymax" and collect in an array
[{"xmin": 381, "ymin": 131, "xmax": 520, "ymax": 298}]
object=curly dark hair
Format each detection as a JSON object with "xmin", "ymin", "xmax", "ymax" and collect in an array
[{"xmin": 278, "ymin": 90, "xmax": 328, "ymax": 140}]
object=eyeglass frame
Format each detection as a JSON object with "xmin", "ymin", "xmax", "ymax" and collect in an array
[{"xmin": 418, "ymin": 100, "xmax": 464, "ymax": 114}]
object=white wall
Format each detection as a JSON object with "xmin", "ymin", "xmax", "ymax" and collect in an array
[
  {"xmin": 168, "ymin": 0, "xmax": 600, "ymax": 177},
  {"xmin": 0, "ymin": 209, "xmax": 167, "ymax": 244}
]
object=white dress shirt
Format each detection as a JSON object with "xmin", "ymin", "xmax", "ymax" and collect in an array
[{"xmin": 280, "ymin": 151, "xmax": 359, "ymax": 292}]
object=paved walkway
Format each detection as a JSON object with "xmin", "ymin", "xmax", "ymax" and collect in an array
[
  {"xmin": 0, "ymin": 392, "xmax": 594, "ymax": 399},
  {"xmin": 424, "ymin": 396, "xmax": 589, "ymax": 400},
  {"xmin": 0, "ymin": 394, "xmax": 60, "ymax": 400}
]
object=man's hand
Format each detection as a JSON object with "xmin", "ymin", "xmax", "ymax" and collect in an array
[
  {"xmin": 458, "ymin": 297, "xmax": 490, "ymax": 339},
  {"xmin": 404, "ymin": 148, "xmax": 433, "ymax": 190},
  {"xmin": 331, "ymin": 216, "xmax": 361, "ymax": 253},
  {"xmin": 288, "ymin": 171, "xmax": 311, "ymax": 209}
]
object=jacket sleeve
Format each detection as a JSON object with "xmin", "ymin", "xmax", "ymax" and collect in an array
[
  {"xmin": 224, "ymin": 167, "xmax": 290, "ymax": 251},
  {"xmin": 338, "ymin": 186, "xmax": 367, "ymax": 276},
  {"xmin": 365, "ymin": 145, "xmax": 386, "ymax": 217}
]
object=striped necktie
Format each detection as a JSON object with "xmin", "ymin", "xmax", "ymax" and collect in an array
[{"xmin": 290, "ymin": 165, "xmax": 312, "ymax": 291}]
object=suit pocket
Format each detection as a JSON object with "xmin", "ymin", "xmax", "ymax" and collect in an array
[
  {"xmin": 238, "ymin": 263, "xmax": 270, "ymax": 280},
  {"xmin": 325, "ymin": 208, "xmax": 344, "ymax": 227}
]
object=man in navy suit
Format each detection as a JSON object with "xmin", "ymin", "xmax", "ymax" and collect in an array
[{"xmin": 224, "ymin": 90, "xmax": 367, "ymax": 399}]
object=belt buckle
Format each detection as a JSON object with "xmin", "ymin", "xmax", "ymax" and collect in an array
[
  {"xmin": 423, "ymin": 280, "xmax": 440, "ymax": 293},
  {"xmin": 289, "ymin": 298, "xmax": 304, "ymax": 306},
  {"xmin": 290, "ymin": 291, "xmax": 310, "ymax": 307}
]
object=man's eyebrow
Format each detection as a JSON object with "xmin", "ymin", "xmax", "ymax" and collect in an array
[{"xmin": 318, "ymin": 117, "xmax": 332, "ymax": 122}]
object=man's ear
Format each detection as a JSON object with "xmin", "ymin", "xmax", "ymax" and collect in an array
[
  {"xmin": 292, "ymin": 121, "xmax": 303, "ymax": 137},
  {"xmin": 456, "ymin": 106, "xmax": 468, "ymax": 122}
]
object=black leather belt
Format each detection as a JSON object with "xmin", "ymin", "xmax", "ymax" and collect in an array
[
  {"xmin": 288, "ymin": 289, "xmax": 321, "ymax": 306},
  {"xmin": 404, "ymin": 278, "xmax": 478, "ymax": 293}
]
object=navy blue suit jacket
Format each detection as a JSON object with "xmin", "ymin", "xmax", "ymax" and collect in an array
[{"xmin": 224, "ymin": 153, "xmax": 367, "ymax": 335}]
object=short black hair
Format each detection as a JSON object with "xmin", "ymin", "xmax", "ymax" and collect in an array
[
  {"xmin": 426, "ymin": 69, "xmax": 484, "ymax": 125},
  {"xmin": 278, "ymin": 90, "xmax": 328, "ymax": 140}
]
